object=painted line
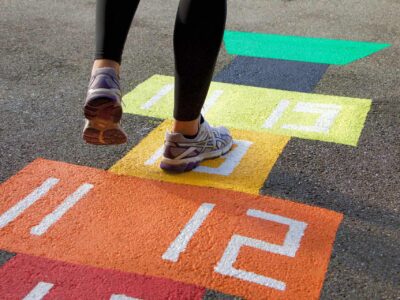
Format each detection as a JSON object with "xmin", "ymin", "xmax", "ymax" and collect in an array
[
  {"xmin": 263, "ymin": 99, "xmax": 291, "ymax": 129},
  {"xmin": 144, "ymin": 140, "xmax": 253, "ymax": 177},
  {"xmin": 213, "ymin": 56, "xmax": 329, "ymax": 92},
  {"xmin": 122, "ymin": 75, "xmax": 371, "ymax": 146},
  {"xmin": 0, "ymin": 253, "xmax": 205, "ymax": 299},
  {"xmin": 162, "ymin": 203, "xmax": 215, "ymax": 262},
  {"xmin": 246, "ymin": 209, "xmax": 307, "ymax": 257},
  {"xmin": 110, "ymin": 120, "xmax": 289, "ymax": 194},
  {"xmin": 110, "ymin": 295, "xmax": 141, "ymax": 300},
  {"xmin": 194, "ymin": 140, "xmax": 253, "ymax": 176},
  {"xmin": 30, "ymin": 183, "xmax": 94, "ymax": 236},
  {"xmin": 23, "ymin": 282, "xmax": 54, "ymax": 300},
  {"xmin": 215, "ymin": 209, "xmax": 307, "ymax": 291},
  {"xmin": 144, "ymin": 145, "xmax": 164, "ymax": 166},
  {"xmin": 0, "ymin": 159, "xmax": 343, "ymax": 300},
  {"xmin": 281, "ymin": 102, "xmax": 342, "ymax": 133},
  {"xmin": 0, "ymin": 178, "xmax": 59, "ymax": 229},
  {"xmin": 202, "ymin": 90, "xmax": 224, "ymax": 115},
  {"xmin": 141, "ymin": 83, "xmax": 173, "ymax": 110},
  {"xmin": 223, "ymin": 30, "xmax": 391, "ymax": 65}
]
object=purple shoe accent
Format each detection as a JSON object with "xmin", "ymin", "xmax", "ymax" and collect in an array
[
  {"xmin": 82, "ymin": 67, "xmax": 127, "ymax": 145},
  {"xmin": 85, "ymin": 68, "xmax": 121, "ymax": 105}
]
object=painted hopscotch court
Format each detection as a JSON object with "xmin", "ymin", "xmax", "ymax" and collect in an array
[
  {"xmin": 0, "ymin": 30, "xmax": 388, "ymax": 299},
  {"xmin": 0, "ymin": 160, "xmax": 342, "ymax": 299},
  {"xmin": 111, "ymin": 120, "xmax": 290, "ymax": 194},
  {"xmin": 122, "ymin": 75, "xmax": 371, "ymax": 146}
]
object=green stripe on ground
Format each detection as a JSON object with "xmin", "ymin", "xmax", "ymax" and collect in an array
[{"xmin": 223, "ymin": 31, "xmax": 390, "ymax": 65}]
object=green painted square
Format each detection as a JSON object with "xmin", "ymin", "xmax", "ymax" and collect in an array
[
  {"xmin": 123, "ymin": 75, "xmax": 371, "ymax": 146},
  {"xmin": 223, "ymin": 31, "xmax": 391, "ymax": 65}
]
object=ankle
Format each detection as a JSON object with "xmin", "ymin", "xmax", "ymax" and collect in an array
[
  {"xmin": 172, "ymin": 117, "xmax": 201, "ymax": 136},
  {"xmin": 92, "ymin": 59, "xmax": 120, "ymax": 77}
]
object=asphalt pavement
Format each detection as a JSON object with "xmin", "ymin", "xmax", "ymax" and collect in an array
[{"xmin": 1, "ymin": 0, "xmax": 399, "ymax": 299}]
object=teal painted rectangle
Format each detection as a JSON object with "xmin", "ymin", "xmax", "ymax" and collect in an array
[{"xmin": 224, "ymin": 31, "xmax": 390, "ymax": 65}]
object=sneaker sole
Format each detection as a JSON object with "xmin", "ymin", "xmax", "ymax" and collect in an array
[
  {"xmin": 160, "ymin": 140, "xmax": 233, "ymax": 173},
  {"xmin": 83, "ymin": 98, "xmax": 127, "ymax": 145}
]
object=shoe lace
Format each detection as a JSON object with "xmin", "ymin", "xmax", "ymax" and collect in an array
[{"xmin": 204, "ymin": 121, "xmax": 217, "ymax": 148}]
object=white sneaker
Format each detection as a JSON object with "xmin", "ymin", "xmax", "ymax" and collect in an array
[{"xmin": 160, "ymin": 120, "xmax": 233, "ymax": 172}]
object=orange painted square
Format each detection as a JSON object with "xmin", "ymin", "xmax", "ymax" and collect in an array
[{"xmin": 0, "ymin": 159, "xmax": 342, "ymax": 299}]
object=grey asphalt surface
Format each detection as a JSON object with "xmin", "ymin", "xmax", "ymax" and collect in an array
[{"xmin": 1, "ymin": 0, "xmax": 399, "ymax": 299}]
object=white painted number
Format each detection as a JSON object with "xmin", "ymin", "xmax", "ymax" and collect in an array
[
  {"xmin": 30, "ymin": 183, "xmax": 94, "ymax": 236},
  {"xmin": 110, "ymin": 294, "xmax": 142, "ymax": 300},
  {"xmin": 162, "ymin": 203, "xmax": 215, "ymax": 262},
  {"xmin": 141, "ymin": 84, "xmax": 174, "ymax": 110},
  {"xmin": 141, "ymin": 85, "xmax": 223, "ymax": 116},
  {"xmin": 0, "ymin": 178, "xmax": 59, "ymax": 229},
  {"xmin": 202, "ymin": 90, "xmax": 224, "ymax": 115},
  {"xmin": 23, "ymin": 282, "xmax": 54, "ymax": 300},
  {"xmin": 0, "ymin": 178, "xmax": 93, "ymax": 235},
  {"xmin": 263, "ymin": 99, "xmax": 291, "ymax": 129},
  {"xmin": 163, "ymin": 203, "xmax": 307, "ymax": 292},
  {"xmin": 214, "ymin": 209, "xmax": 307, "ymax": 291},
  {"xmin": 263, "ymin": 100, "xmax": 342, "ymax": 133},
  {"xmin": 194, "ymin": 140, "xmax": 252, "ymax": 176}
]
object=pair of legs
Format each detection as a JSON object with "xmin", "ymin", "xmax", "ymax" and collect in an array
[
  {"xmin": 84, "ymin": 0, "xmax": 232, "ymax": 172},
  {"xmin": 93, "ymin": 0, "xmax": 226, "ymax": 135}
]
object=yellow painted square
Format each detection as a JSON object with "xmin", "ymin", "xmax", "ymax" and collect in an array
[
  {"xmin": 110, "ymin": 120, "xmax": 289, "ymax": 194},
  {"xmin": 123, "ymin": 75, "xmax": 371, "ymax": 146}
]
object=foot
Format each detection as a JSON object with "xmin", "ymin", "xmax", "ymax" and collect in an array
[
  {"xmin": 160, "ymin": 120, "xmax": 233, "ymax": 172},
  {"xmin": 82, "ymin": 67, "xmax": 127, "ymax": 145}
]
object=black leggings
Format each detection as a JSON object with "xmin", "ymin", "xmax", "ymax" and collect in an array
[{"xmin": 95, "ymin": 0, "xmax": 227, "ymax": 121}]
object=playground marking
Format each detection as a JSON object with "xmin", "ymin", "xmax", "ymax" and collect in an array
[
  {"xmin": 110, "ymin": 294, "xmax": 141, "ymax": 300},
  {"xmin": 0, "ymin": 178, "xmax": 59, "ymax": 229},
  {"xmin": 223, "ymin": 30, "xmax": 391, "ymax": 65},
  {"xmin": 0, "ymin": 159, "xmax": 343, "ymax": 299},
  {"xmin": 30, "ymin": 183, "xmax": 93, "ymax": 236},
  {"xmin": 23, "ymin": 281, "xmax": 54, "ymax": 300},
  {"xmin": 141, "ymin": 83, "xmax": 174, "ymax": 110},
  {"xmin": 146, "ymin": 140, "xmax": 252, "ymax": 176},
  {"xmin": 0, "ymin": 178, "xmax": 93, "ymax": 236},
  {"xmin": 214, "ymin": 209, "xmax": 307, "ymax": 291},
  {"xmin": 110, "ymin": 120, "xmax": 289, "ymax": 194},
  {"xmin": 122, "ymin": 75, "xmax": 371, "ymax": 145},
  {"xmin": 0, "ymin": 254, "xmax": 205, "ymax": 299},
  {"xmin": 213, "ymin": 56, "xmax": 329, "ymax": 92}
]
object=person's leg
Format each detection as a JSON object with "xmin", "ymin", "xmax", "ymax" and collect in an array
[
  {"xmin": 173, "ymin": 0, "xmax": 227, "ymax": 135},
  {"xmin": 83, "ymin": 0, "xmax": 140, "ymax": 145},
  {"xmin": 161, "ymin": 0, "xmax": 232, "ymax": 172},
  {"xmin": 94, "ymin": 0, "xmax": 141, "ymax": 73}
]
